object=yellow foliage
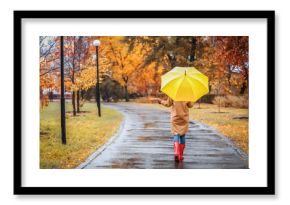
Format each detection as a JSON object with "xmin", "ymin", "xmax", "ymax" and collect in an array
[{"xmin": 75, "ymin": 66, "xmax": 97, "ymax": 90}]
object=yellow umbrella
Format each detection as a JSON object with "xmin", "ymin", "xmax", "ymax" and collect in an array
[{"xmin": 161, "ymin": 67, "xmax": 209, "ymax": 102}]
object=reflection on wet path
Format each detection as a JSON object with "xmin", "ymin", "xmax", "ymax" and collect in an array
[{"xmin": 82, "ymin": 103, "xmax": 248, "ymax": 169}]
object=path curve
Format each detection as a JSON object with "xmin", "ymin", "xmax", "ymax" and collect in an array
[{"xmin": 78, "ymin": 103, "xmax": 248, "ymax": 169}]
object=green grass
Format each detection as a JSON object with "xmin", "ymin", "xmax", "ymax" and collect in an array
[
  {"xmin": 40, "ymin": 102, "xmax": 123, "ymax": 169},
  {"xmin": 134, "ymin": 102, "xmax": 248, "ymax": 154}
]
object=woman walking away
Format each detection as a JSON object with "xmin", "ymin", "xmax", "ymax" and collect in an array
[{"xmin": 157, "ymin": 97, "xmax": 193, "ymax": 161}]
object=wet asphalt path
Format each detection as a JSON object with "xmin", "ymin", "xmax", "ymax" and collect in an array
[{"xmin": 79, "ymin": 103, "xmax": 248, "ymax": 169}]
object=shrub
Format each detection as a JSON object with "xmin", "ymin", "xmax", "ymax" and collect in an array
[
  {"xmin": 100, "ymin": 76, "xmax": 124, "ymax": 102},
  {"xmin": 213, "ymin": 96, "xmax": 227, "ymax": 107},
  {"xmin": 213, "ymin": 95, "xmax": 248, "ymax": 108}
]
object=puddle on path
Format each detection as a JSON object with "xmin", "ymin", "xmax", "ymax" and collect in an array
[
  {"xmin": 143, "ymin": 122, "xmax": 155, "ymax": 128},
  {"xmin": 111, "ymin": 158, "xmax": 140, "ymax": 168},
  {"xmin": 137, "ymin": 136, "xmax": 156, "ymax": 142}
]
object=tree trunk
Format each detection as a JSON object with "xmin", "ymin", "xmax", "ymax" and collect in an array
[
  {"xmin": 240, "ymin": 82, "xmax": 247, "ymax": 95},
  {"xmin": 71, "ymin": 36, "xmax": 77, "ymax": 116},
  {"xmin": 77, "ymin": 90, "xmax": 80, "ymax": 113},
  {"xmin": 124, "ymin": 84, "xmax": 129, "ymax": 102},
  {"xmin": 218, "ymin": 95, "xmax": 221, "ymax": 113},
  {"xmin": 72, "ymin": 91, "xmax": 76, "ymax": 116},
  {"xmin": 81, "ymin": 89, "xmax": 85, "ymax": 100},
  {"xmin": 217, "ymin": 81, "xmax": 221, "ymax": 113},
  {"xmin": 40, "ymin": 88, "xmax": 44, "ymax": 109}
]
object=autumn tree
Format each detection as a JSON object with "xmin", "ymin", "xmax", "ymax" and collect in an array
[
  {"xmin": 193, "ymin": 36, "xmax": 249, "ymax": 111},
  {"xmin": 39, "ymin": 36, "xmax": 60, "ymax": 109},
  {"xmin": 72, "ymin": 36, "xmax": 92, "ymax": 113},
  {"xmin": 223, "ymin": 36, "xmax": 249, "ymax": 94},
  {"xmin": 64, "ymin": 36, "xmax": 96, "ymax": 115},
  {"xmin": 39, "ymin": 36, "xmax": 106, "ymax": 111},
  {"xmin": 63, "ymin": 36, "xmax": 78, "ymax": 115},
  {"xmin": 101, "ymin": 37, "xmax": 151, "ymax": 101},
  {"xmin": 123, "ymin": 36, "xmax": 197, "ymax": 96},
  {"xmin": 126, "ymin": 36, "xmax": 196, "ymax": 69}
]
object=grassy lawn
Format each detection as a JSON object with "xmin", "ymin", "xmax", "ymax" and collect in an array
[
  {"xmin": 135, "ymin": 102, "xmax": 248, "ymax": 154},
  {"xmin": 190, "ymin": 103, "xmax": 248, "ymax": 154},
  {"xmin": 40, "ymin": 102, "xmax": 123, "ymax": 169}
]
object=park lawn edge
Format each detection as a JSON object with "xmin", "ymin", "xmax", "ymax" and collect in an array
[{"xmin": 40, "ymin": 102, "xmax": 124, "ymax": 169}]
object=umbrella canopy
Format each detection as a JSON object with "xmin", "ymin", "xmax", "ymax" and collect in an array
[{"xmin": 161, "ymin": 67, "xmax": 209, "ymax": 102}]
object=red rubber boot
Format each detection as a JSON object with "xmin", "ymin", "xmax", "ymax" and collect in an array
[
  {"xmin": 174, "ymin": 142, "xmax": 179, "ymax": 161},
  {"xmin": 178, "ymin": 144, "xmax": 185, "ymax": 161}
]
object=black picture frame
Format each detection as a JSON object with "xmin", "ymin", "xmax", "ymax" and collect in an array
[{"xmin": 14, "ymin": 10, "xmax": 275, "ymax": 195}]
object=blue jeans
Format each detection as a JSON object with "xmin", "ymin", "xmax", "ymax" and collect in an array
[{"xmin": 173, "ymin": 134, "xmax": 185, "ymax": 144}]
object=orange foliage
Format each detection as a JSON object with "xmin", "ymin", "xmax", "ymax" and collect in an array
[{"xmin": 39, "ymin": 36, "xmax": 248, "ymax": 106}]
